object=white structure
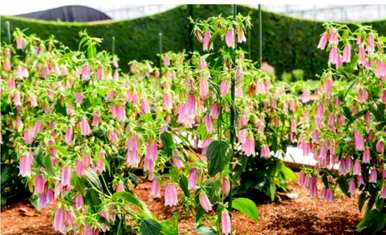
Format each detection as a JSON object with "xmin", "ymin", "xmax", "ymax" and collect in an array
[{"xmin": 1, "ymin": 2, "xmax": 386, "ymax": 22}]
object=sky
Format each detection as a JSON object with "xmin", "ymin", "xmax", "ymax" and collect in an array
[{"xmin": 0, "ymin": 0, "xmax": 382, "ymax": 15}]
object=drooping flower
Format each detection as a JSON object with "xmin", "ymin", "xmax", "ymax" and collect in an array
[
  {"xmin": 75, "ymin": 160, "xmax": 85, "ymax": 177},
  {"xmin": 111, "ymin": 105, "xmax": 126, "ymax": 122},
  {"xmin": 236, "ymin": 26, "xmax": 246, "ymax": 43},
  {"xmin": 354, "ymin": 130, "xmax": 365, "ymax": 151},
  {"xmin": 74, "ymin": 195, "xmax": 84, "ymax": 209},
  {"xmin": 23, "ymin": 127, "xmax": 36, "ymax": 144},
  {"xmin": 75, "ymin": 92, "xmax": 84, "ymax": 105},
  {"xmin": 141, "ymin": 99, "xmax": 151, "ymax": 114},
  {"xmin": 116, "ymin": 182, "xmax": 125, "ymax": 192},
  {"xmin": 13, "ymin": 91, "xmax": 22, "ymax": 107},
  {"xmin": 61, "ymin": 166, "xmax": 72, "ymax": 187},
  {"xmin": 202, "ymin": 31, "xmax": 212, "ymax": 51},
  {"xmin": 164, "ymin": 183, "xmax": 178, "ymax": 207},
  {"xmin": 317, "ymin": 32, "xmax": 328, "ymax": 50},
  {"xmin": 367, "ymin": 32, "xmax": 375, "ymax": 54},
  {"xmin": 241, "ymin": 136, "xmax": 255, "ymax": 156},
  {"xmin": 353, "ymin": 160, "xmax": 362, "ymax": 176},
  {"xmin": 358, "ymin": 88, "xmax": 368, "ymax": 103},
  {"xmin": 369, "ymin": 169, "xmax": 377, "ymax": 183},
  {"xmin": 172, "ymin": 155, "xmax": 184, "ymax": 169},
  {"xmin": 210, "ymin": 103, "xmax": 219, "ymax": 119},
  {"xmin": 376, "ymin": 62, "xmax": 386, "ymax": 79},
  {"xmin": 221, "ymin": 211, "xmax": 232, "ymax": 235},
  {"xmin": 35, "ymin": 175, "xmax": 45, "ymax": 194},
  {"xmin": 96, "ymin": 66, "xmax": 104, "ymax": 80},
  {"xmin": 381, "ymin": 186, "xmax": 386, "ymax": 199},
  {"xmin": 163, "ymin": 54, "xmax": 171, "ymax": 66},
  {"xmin": 358, "ymin": 45, "xmax": 367, "ymax": 66},
  {"xmin": 225, "ymin": 29, "xmax": 235, "ymax": 48},
  {"xmin": 220, "ymin": 80, "xmax": 230, "ymax": 97},
  {"xmin": 92, "ymin": 111, "xmax": 101, "ymax": 126},
  {"xmin": 315, "ymin": 103, "xmax": 324, "ymax": 127},
  {"xmin": 29, "ymin": 95, "xmax": 38, "ymax": 107},
  {"xmin": 64, "ymin": 127, "xmax": 73, "ymax": 145},
  {"xmin": 16, "ymin": 36, "xmax": 26, "ymax": 49},
  {"xmin": 81, "ymin": 64, "xmax": 91, "ymax": 81},
  {"xmin": 199, "ymin": 192, "xmax": 213, "ymax": 212},
  {"xmin": 325, "ymin": 76, "xmax": 333, "ymax": 95},
  {"xmin": 329, "ymin": 28, "xmax": 339, "ymax": 45},
  {"xmin": 203, "ymin": 114, "xmax": 213, "ymax": 133},
  {"xmin": 376, "ymin": 140, "xmax": 384, "ymax": 154},
  {"xmin": 199, "ymin": 57, "xmax": 207, "ymax": 70},
  {"xmin": 221, "ymin": 177, "xmax": 231, "ymax": 196},
  {"xmin": 362, "ymin": 148, "xmax": 371, "ymax": 163},
  {"xmin": 108, "ymin": 130, "xmax": 119, "ymax": 144},
  {"xmin": 342, "ymin": 44, "xmax": 351, "ymax": 63},
  {"xmin": 53, "ymin": 208, "xmax": 66, "ymax": 233},
  {"xmin": 126, "ymin": 135, "xmax": 140, "ymax": 168},
  {"xmin": 79, "ymin": 118, "xmax": 91, "ymax": 136},
  {"xmin": 199, "ymin": 76, "xmax": 209, "ymax": 99},
  {"xmin": 328, "ymin": 47, "xmax": 339, "ymax": 65},
  {"xmin": 348, "ymin": 179, "xmax": 356, "ymax": 194},
  {"xmin": 163, "ymin": 93, "xmax": 173, "ymax": 111},
  {"xmin": 260, "ymin": 145, "xmax": 270, "ymax": 158},
  {"xmin": 150, "ymin": 178, "xmax": 161, "ymax": 198},
  {"xmin": 145, "ymin": 142, "xmax": 158, "ymax": 160},
  {"xmin": 19, "ymin": 151, "xmax": 33, "ymax": 177},
  {"xmin": 188, "ymin": 168, "xmax": 198, "ymax": 191}
]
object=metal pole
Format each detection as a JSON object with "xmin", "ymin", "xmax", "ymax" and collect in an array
[
  {"xmin": 111, "ymin": 36, "xmax": 116, "ymax": 55},
  {"xmin": 258, "ymin": 4, "xmax": 263, "ymax": 66},
  {"xmin": 6, "ymin": 21, "xmax": 11, "ymax": 44},
  {"xmin": 159, "ymin": 32, "xmax": 163, "ymax": 74},
  {"xmin": 228, "ymin": 3, "xmax": 237, "ymax": 213}
]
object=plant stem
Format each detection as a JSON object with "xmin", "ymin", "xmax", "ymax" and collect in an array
[{"xmin": 228, "ymin": 4, "xmax": 237, "ymax": 212}]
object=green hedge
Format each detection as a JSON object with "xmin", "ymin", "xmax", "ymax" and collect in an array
[{"xmin": 2, "ymin": 5, "xmax": 386, "ymax": 78}]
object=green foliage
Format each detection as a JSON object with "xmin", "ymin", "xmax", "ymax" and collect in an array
[
  {"xmin": 206, "ymin": 140, "xmax": 230, "ymax": 177},
  {"xmin": 3, "ymin": 5, "xmax": 386, "ymax": 78},
  {"xmin": 231, "ymin": 197, "xmax": 260, "ymax": 222}
]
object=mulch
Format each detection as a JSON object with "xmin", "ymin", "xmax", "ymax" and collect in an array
[{"xmin": 0, "ymin": 177, "xmax": 362, "ymax": 235}]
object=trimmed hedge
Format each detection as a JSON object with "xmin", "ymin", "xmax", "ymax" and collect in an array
[{"xmin": 2, "ymin": 5, "xmax": 386, "ymax": 78}]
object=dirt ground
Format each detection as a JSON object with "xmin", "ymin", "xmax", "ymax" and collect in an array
[{"xmin": 0, "ymin": 179, "xmax": 361, "ymax": 235}]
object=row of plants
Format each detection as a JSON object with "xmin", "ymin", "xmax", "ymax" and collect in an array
[
  {"xmin": 1, "ymin": 14, "xmax": 300, "ymax": 234},
  {"xmin": 4, "ymin": 5, "xmax": 386, "ymax": 79},
  {"xmin": 1, "ymin": 14, "xmax": 385, "ymax": 234}
]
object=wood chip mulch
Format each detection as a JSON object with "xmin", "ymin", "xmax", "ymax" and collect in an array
[{"xmin": 0, "ymin": 177, "xmax": 362, "ymax": 235}]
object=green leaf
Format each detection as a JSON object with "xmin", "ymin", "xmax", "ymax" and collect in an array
[
  {"xmin": 112, "ymin": 191, "xmax": 153, "ymax": 218},
  {"xmin": 161, "ymin": 215, "xmax": 178, "ymax": 235},
  {"xmin": 356, "ymin": 209, "xmax": 386, "ymax": 234},
  {"xmin": 140, "ymin": 219, "xmax": 161, "ymax": 235},
  {"xmin": 179, "ymin": 176, "xmax": 189, "ymax": 197},
  {"xmin": 207, "ymin": 140, "xmax": 230, "ymax": 176},
  {"xmin": 232, "ymin": 197, "xmax": 260, "ymax": 222},
  {"xmin": 280, "ymin": 163, "xmax": 296, "ymax": 181},
  {"xmin": 161, "ymin": 132, "xmax": 175, "ymax": 156},
  {"xmin": 196, "ymin": 226, "xmax": 217, "ymax": 235},
  {"xmin": 358, "ymin": 192, "xmax": 367, "ymax": 211}
]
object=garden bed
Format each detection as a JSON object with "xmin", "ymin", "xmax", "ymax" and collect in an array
[{"xmin": 0, "ymin": 178, "xmax": 361, "ymax": 235}]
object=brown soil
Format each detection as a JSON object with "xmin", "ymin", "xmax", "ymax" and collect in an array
[{"xmin": 0, "ymin": 179, "xmax": 361, "ymax": 235}]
